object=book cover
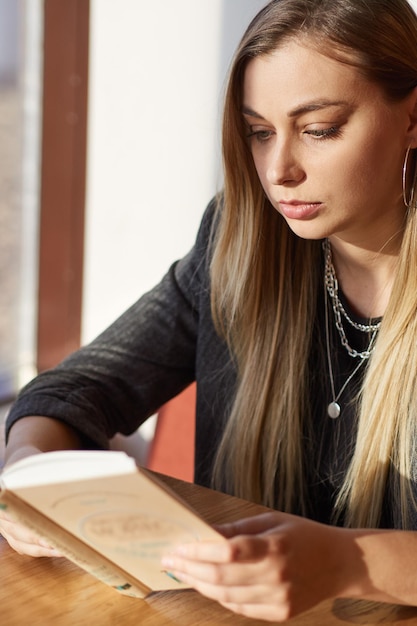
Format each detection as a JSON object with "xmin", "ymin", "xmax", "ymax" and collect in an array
[{"xmin": 0, "ymin": 450, "xmax": 223, "ymax": 597}]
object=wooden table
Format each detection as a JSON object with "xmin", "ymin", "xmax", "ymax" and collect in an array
[{"xmin": 2, "ymin": 473, "xmax": 417, "ymax": 626}]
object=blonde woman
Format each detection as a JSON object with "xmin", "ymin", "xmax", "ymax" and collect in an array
[{"xmin": 3, "ymin": 0, "xmax": 417, "ymax": 621}]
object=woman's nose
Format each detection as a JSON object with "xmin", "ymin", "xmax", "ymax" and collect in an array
[{"xmin": 266, "ymin": 144, "xmax": 304, "ymax": 186}]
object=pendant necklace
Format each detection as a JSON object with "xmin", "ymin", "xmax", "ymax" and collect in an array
[
  {"xmin": 324, "ymin": 287, "xmax": 377, "ymax": 418},
  {"xmin": 323, "ymin": 239, "xmax": 380, "ymax": 419}
]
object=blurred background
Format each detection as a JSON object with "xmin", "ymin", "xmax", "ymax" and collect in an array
[{"xmin": 0, "ymin": 0, "xmax": 266, "ymax": 407}]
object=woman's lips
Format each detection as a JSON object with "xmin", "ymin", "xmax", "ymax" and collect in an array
[{"xmin": 278, "ymin": 201, "xmax": 322, "ymax": 220}]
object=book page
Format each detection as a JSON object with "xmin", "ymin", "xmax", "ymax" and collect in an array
[{"xmin": 1, "ymin": 450, "xmax": 137, "ymax": 488}]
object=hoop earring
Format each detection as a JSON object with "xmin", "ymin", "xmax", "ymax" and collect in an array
[{"xmin": 403, "ymin": 145, "xmax": 417, "ymax": 209}]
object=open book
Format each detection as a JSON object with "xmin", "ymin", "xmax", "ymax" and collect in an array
[{"xmin": 0, "ymin": 450, "xmax": 223, "ymax": 598}]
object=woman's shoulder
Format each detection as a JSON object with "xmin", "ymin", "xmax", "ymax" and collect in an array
[
  {"xmin": 195, "ymin": 192, "xmax": 224, "ymax": 245},
  {"xmin": 175, "ymin": 193, "xmax": 223, "ymax": 283}
]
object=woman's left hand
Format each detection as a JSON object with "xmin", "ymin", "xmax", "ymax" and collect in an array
[{"xmin": 161, "ymin": 512, "xmax": 363, "ymax": 622}]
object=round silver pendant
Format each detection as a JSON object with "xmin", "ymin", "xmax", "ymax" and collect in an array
[{"xmin": 327, "ymin": 402, "xmax": 341, "ymax": 419}]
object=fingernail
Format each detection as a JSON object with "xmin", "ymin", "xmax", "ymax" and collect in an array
[
  {"xmin": 164, "ymin": 571, "xmax": 183, "ymax": 583},
  {"xmin": 51, "ymin": 550, "xmax": 63, "ymax": 557}
]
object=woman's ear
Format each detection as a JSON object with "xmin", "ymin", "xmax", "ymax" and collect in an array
[{"xmin": 406, "ymin": 86, "xmax": 417, "ymax": 148}]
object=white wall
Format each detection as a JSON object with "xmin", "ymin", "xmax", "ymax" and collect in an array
[{"xmin": 82, "ymin": 0, "xmax": 266, "ymax": 342}]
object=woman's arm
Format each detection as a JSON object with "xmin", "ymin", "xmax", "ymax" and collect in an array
[
  {"xmin": 4, "ymin": 415, "xmax": 83, "ymax": 465},
  {"xmin": 5, "ymin": 201, "xmax": 217, "ymax": 451},
  {"xmin": 162, "ymin": 512, "xmax": 417, "ymax": 622}
]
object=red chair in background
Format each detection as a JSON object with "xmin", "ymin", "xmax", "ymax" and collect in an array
[{"xmin": 146, "ymin": 383, "xmax": 196, "ymax": 482}]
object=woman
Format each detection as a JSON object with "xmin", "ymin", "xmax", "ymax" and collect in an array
[{"xmin": 3, "ymin": 0, "xmax": 417, "ymax": 621}]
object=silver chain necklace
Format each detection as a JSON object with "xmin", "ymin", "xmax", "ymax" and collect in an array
[
  {"xmin": 323, "ymin": 239, "xmax": 379, "ymax": 418},
  {"xmin": 323, "ymin": 239, "xmax": 381, "ymax": 358},
  {"xmin": 324, "ymin": 283, "xmax": 378, "ymax": 418}
]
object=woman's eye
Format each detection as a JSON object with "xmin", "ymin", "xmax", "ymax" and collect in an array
[
  {"xmin": 305, "ymin": 126, "xmax": 341, "ymax": 139},
  {"xmin": 247, "ymin": 129, "xmax": 274, "ymax": 143}
]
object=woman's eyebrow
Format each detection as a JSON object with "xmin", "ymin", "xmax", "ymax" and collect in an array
[
  {"xmin": 287, "ymin": 99, "xmax": 351, "ymax": 117},
  {"xmin": 242, "ymin": 99, "xmax": 351, "ymax": 119},
  {"xmin": 241, "ymin": 105, "xmax": 264, "ymax": 118}
]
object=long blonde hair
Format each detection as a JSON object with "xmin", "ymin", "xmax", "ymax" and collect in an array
[{"xmin": 210, "ymin": 0, "xmax": 417, "ymax": 528}]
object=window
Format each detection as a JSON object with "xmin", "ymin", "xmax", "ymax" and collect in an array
[{"xmin": 0, "ymin": 0, "xmax": 42, "ymax": 401}]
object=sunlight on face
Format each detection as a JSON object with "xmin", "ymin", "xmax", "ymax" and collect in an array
[{"xmin": 243, "ymin": 40, "xmax": 415, "ymax": 249}]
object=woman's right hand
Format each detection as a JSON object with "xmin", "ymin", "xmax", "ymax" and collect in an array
[{"xmin": 0, "ymin": 508, "xmax": 62, "ymax": 557}]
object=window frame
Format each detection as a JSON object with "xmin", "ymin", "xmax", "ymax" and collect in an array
[{"xmin": 37, "ymin": 0, "xmax": 89, "ymax": 371}]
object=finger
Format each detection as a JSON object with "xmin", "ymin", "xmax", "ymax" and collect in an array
[
  {"xmin": 2, "ymin": 532, "xmax": 62, "ymax": 557},
  {"xmin": 0, "ymin": 519, "xmax": 62, "ymax": 557},
  {"xmin": 0, "ymin": 527, "xmax": 62, "ymax": 557},
  {"xmin": 0, "ymin": 519, "xmax": 47, "ymax": 546},
  {"xmin": 167, "ymin": 533, "xmax": 282, "ymax": 565},
  {"xmin": 0, "ymin": 517, "xmax": 38, "ymax": 539},
  {"xmin": 228, "ymin": 534, "xmax": 282, "ymax": 561},
  {"xmin": 0, "ymin": 508, "xmax": 20, "ymax": 524},
  {"xmin": 162, "ymin": 547, "xmax": 281, "ymax": 587},
  {"xmin": 217, "ymin": 512, "xmax": 290, "ymax": 538},
  {"xmin": 220, "ymin": 600, "xmax": 291, "ymax": 623},
  {"xmin": 167, "ymin": 570, "xmax": 270, "ymax": 603},
  {"xmin": 168, "ymin": 540, "xmax": 235, "ymax": 563}
]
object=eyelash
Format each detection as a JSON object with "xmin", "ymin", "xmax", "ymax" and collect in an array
[
  {"xmin": 246, "ymin": 126, "xmax": 342, "ymax": 143},
  {"xmin": 305, "ymin": 126, "xmax": 341, "ymax": 140},
  {"xmin": 246, "ymin": 130, "xmax": 273, "ymax": 142}
]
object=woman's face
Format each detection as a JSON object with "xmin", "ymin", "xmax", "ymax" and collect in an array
[{"xmin": 243, "ymin": 40, "xmax": 417, "ymax": 250}]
